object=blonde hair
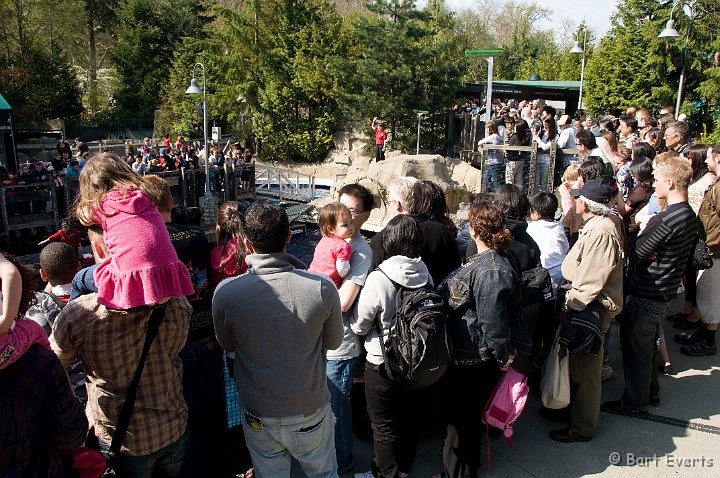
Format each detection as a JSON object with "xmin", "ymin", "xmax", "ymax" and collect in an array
[
  {"xmin": 562, "ymin": 163, "xmax": 580, "ymax": 183},
  {"xmin": 654, "ymin": 155, "xmax": 693, "ymax": 193},
  {"xmin": 75, "ymin": 152, "xmax": 160, "ymax": 226}
]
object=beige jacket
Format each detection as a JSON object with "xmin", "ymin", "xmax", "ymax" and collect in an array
[{"xmin": 561, "ymin": 215, "xmax": 624, "ymax": 316}]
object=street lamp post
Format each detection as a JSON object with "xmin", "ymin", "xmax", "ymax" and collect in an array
[
  {"xmin": 569, "ymin": 27, "xmax": 587, "ymax": 110},
  {"xmin": 186, "ymin": 62, "xmax": 217, "ymax": 228},
  {"xmin": 658, "ymin": 1, "xmax": 695, "ymax": 120}
]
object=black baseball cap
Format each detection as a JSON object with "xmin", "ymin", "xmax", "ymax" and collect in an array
[{"xmin": 570, "ymin": 176, "xmax": 614, "ymax": 204}]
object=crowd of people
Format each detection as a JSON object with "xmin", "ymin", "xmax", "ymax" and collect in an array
[
  {"xmin": 465, "ymin": 98, "xmax": 686, "ymax": 198},
  {"xmin": 1, "ymin": 100, "xmax": 719, "ymax": 478}
]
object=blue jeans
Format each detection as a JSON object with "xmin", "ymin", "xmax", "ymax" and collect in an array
[
  {"xmin": 327, "ymin": 357, "xmax": 358, "ymax": 468},
  {"xmin": 111, "ymin": 426, "xmax": 189, "ymax": 478},
  {"xmin": 482, "ymin": 163, "xmax": 504, "ymax": 192},
  {"xmin": 242, "ymin": 402, "xmax": 336, "ymax": 478},
  {"xmin": 535, "ymin": 162, "xmax": 549, "ymax": 192},
  {"xmin": 619, "ymin": 296, "xmax": 670, "ymax": 410},
  {"xmin": 179, "ymin": 338, "xmax": 231, "ymax": 478}
]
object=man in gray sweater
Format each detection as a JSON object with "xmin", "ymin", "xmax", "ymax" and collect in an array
[{"xmin": 213, "ymin": 201, "xmax": 343, "ymax": 478}]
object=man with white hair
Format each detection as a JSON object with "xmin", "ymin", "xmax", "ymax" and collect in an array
[
  {"xmin": 370, "ymin": 176, "xmax": 460, "ymax": 285},
  {"xmin": 549, "ymin": 176, "xmax": 624, "ymax": 443}
]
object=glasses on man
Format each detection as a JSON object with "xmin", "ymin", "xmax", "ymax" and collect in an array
[{"xmin": 348, "ymin": 208, "xmax": 365, "ymax": 217}]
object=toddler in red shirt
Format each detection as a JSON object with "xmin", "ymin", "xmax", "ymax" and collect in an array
[{"xmin": 308, "ymin": 203, "xmax": 355, "ymax": 288}]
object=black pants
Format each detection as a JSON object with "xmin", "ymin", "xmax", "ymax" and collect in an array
[
  {"xmin": 365, "ymin": 362, "xmax": 426, "ymax": 478},
  {"xmin": 441, "ymin": 361, "xmax": 501, "ymax": 478},
  {"xmin": 375, "ymin": 144, "xmax": 385, "ymax": 162}
]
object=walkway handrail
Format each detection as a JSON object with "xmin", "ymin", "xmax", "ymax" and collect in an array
[{"xmin": 254, "ymin": 162, "xmax": 316, "ymax": 203}]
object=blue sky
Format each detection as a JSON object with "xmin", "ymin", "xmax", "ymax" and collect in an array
[{"xmin": 417, "ymin": 0, "xmax": 618, "ymax": 39}]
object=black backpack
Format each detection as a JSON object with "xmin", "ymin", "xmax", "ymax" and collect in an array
[{"xmin": 375, "ymin": 271, "xmax": 452, "ymax": 388}]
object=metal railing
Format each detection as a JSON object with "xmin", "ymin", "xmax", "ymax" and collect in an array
[
  {"xmin": 0, "ymin": 181, "xmax": 59, "ymax": 238},
  {"xmin": 254, "ymin": 163, "xmax": 316, "ymax": 202},
  {"xmin": 464, "ymin": 142, "xmax": 581, "ymax": 195}
]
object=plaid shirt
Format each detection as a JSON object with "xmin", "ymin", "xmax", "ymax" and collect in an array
[
  {"xmin": 50, "ymin": 294, "xmax": 191, "ymax": 456},
  {"xmin": 0, "ymin": 344, "xmax": 88, "ymax": 477}
]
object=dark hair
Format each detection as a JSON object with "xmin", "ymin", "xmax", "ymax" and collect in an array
[
  {"xmin": 243, "ymin": 201, "xmax": 289, "ymax": 253},
  {"xmin": 494, "ymin": 184, "xmax": 530, "ymax": 220},
  {"xmin": 633, "ymin": 141, "xmax": 657, "ymax": 161},
  {"xmin": 619, "ymin": 116, "xmax": 638, "ymax": 132},
  {"xmin": 629, "ymin": 156, "xmax": 654, "ymax": 189},
  {"xmin": 40, "ymin": 242, "xmax": 79, "ymax": 285},
  {"xmin": 599, "ymin": 118, "xmax": 616, "ymax": 134},
  {"xmin": 487, "ymin": 122, "xmax": 499, "ymax": 135},
  {"xmin": 657, "ymin": 113, "xmax": 675, "ymax": 130},
  {"xmin": 543, "ymin": 117, "xmax": 558, "ymax": 139},
  {"xmin": 338, "ymin": 183, "xmax": 374, "ymax": 213},
  {"xmin": 579, "ymin": 157, "xmax": 606, "ymax": 181},
  {"xmin": 644, "ymin": 128, "xmax": 666, "ymax": 154},
  {"xmin": 318, "ymin": 203, "xmax": 351, "ymax": 237},
  {"xmin": 512, "ymin": 121, "xmax": 531, "ymax": 145},
  {"xmin": 407, "ymin": 180, "xmax": 432, "ymax": 216},
  {"xmin": 686, "ymin": 144, "xmax": 709, "ymax": 183},
  {"xmin": 529, "ymin": 192, "xmax": 558, "ymax": 221},
  {"xmin": 2, "ymin": 252, "xmax": 36, "ymax": 320},
  {"xmin": 215, "ymin": 201, "xmax": 248, "ymax": 273},
  {"xmin": 382, "ymin": 215, "xmax": 423, "ymax": 258},
  {"xmin": 422, "ymin": 180, "xmax": 458, "ymax": 236},
  {"xmin": 576, "ymin": 129, "xmax": 598, "ymax": 150},
  {"xmin": 468, "ymin": 200, "xmax": 511, "ymax": 255},
  {"xmin": 541, "ymin": 105, "xmax": 556, "ymax": 117}
]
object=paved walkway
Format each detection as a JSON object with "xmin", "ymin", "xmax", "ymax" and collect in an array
[{"xmin": 332, "ymin": 321, "xmax": 720, "ymax": 478}]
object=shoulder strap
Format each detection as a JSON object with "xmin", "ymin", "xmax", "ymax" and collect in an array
[{"xmin": 107, "ymin": 303, "xmax": 167, "ymax": 459}]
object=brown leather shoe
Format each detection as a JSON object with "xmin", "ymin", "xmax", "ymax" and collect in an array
[{"xmin": 549, "ymin": 426, "xmax": 592, "ymax": 443}]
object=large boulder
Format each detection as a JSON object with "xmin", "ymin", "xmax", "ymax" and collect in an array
[{"xmin": 319, "ymin": 152, "xmax": 482, "ymax": 231}]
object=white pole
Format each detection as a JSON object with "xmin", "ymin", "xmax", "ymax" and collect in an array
[
  {"xmin": 416, "ymin": 114, "xmax": 421, "ymax": 155},
  {"xmin": 485, "ymin": 56, "xmax": 494, "ymax": 124},
  {"xmin": 578, "ymin": 29, "xmax": 586, "ymax": 110}
]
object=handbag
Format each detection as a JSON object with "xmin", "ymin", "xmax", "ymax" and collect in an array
[
  {"xmin": 64, "ymin": 304, "xmax": 168, "ymax": 477},
  {"xmin": 692, "ymin": 238, "xmax": 713, "ymax": 270},
  {"xmin": 540, "ymin": 335, "xmax": 570, "ymax": 410}
]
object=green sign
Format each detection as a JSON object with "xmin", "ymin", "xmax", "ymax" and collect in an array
[
  {"xmin": 414, "ymin": 109, "xmax": 429, "ymax": 114},
  {"xmin": 464, "ymin": 49, "xmax": 503, "ymax": 57}
]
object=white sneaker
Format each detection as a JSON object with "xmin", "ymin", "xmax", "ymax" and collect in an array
[{"xmin": 354, "ymin": 472, "xmax": 375, "ymax": 478}]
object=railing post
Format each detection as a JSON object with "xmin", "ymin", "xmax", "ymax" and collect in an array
[{"xmin": 529, "ymin": 142, "xmax": 538, "ymax": 195}]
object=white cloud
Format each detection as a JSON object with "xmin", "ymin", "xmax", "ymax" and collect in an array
[{"xmin": 417, "ymin": 0, "xmax": 618, "ymax": 40}]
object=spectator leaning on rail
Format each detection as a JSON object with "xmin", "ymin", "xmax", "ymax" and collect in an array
[{"xmin": 213, "ymin": 201, "xmax": 343, "ymax": 478}]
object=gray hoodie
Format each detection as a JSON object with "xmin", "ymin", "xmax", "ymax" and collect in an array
[{"xmin": 351, "ymin": 255, "xmax": 431, "ymax": 365}]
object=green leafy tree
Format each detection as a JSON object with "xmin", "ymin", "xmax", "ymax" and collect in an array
[
  {"xmin": 338, "ymin": 0, "xmax": 465, "ymax": 152},
  {"xmin": 111, "ymin": 0, "xmax": 205, "ymax": 120},
  {"xmin": 585, "ymin": 0, "xmax": 719, "ymax": 135}
]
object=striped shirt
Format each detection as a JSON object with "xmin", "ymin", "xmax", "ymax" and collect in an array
[
  {"xmin": 628, "ymin": 202, "xmax": 697, "ymax": 302},
  {"xmin": 51, "ymin": 294, "xmax": 191, "ymax": 456}
]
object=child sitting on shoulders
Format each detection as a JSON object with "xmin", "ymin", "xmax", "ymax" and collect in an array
[
  {"xmin": 26, "ymin": 242, "xmax": 79, "ymax": 334},
  {"xmin": 70, "ymin": 153, "xmax": 193, "ymax": 309},
  {"xmin": 526, "ymin": 192, "xmax": 569, "ymax": 293},
  {"xmin": 308, "ymin": 203, "xmax": 354, "ymax": 288}
]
